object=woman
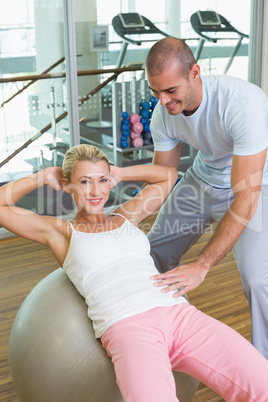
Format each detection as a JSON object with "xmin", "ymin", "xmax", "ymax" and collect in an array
[{"xmin": 0, "ymin": 144, "xmax": 267, "ymax": 402}]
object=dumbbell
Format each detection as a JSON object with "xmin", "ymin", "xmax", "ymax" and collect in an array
[
  {"xmin": 141, "ymin": 101, "xmax": 150, "ymax": 110},
  {"xmin": 132, "ymin": 121, "xmax": 143, "ymax": 134},
  {"xmin": 132, "ymin": 137, "xmax": 144, "ymax": 147},
  {"xmin": 129, "ymin": 113, "xmax": 140, "ymax": 124},
  {"xmin": 120, "ymin": 137, "xmax": 129, "ymax": 148},
  {"xmin": 121, "ymin": 111, "xmax": 130, "ymax": 148},
  {"xmin": 121, "ymin": 111, "xmax": 129, "ymax": 119},
  {"xmin": 150, "ymin": 96, "xmax": 158, "ymax": 108},
  {"xmin": 131, "ymin": 120, "xmax": 144, "ymax": 148},
  {"xmin": 143, "ymin": 122, "xmax": 150, "ymax": 133},
  {"xmin": 131, "ymin": 131, "xmax": 141, "ymax": 139},
  {"xmin": 140, "ymin": 117, "xmax": 149, "ymax": 126},
  {"xmin": 141, "ymin": 109, "xmax": 149, "ymax": 118}
]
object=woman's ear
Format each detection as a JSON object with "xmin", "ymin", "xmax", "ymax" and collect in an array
[{"xmin": 61, "ymin": 178, "xmax": 71, "ymax": 194}]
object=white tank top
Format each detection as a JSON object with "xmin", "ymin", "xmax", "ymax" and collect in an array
[{"xmin": 63, "ymin": 213, "xmax": 188, "ymax": 338}]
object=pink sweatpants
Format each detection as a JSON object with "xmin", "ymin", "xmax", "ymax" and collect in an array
[{"xmin": 101, "ymin": 304, "xmax": 268, "ymax": 402}]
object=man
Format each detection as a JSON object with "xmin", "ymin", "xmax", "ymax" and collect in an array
[{"xmin": 146, "ymin": 37, "xmax": 268, "ymax": 358}]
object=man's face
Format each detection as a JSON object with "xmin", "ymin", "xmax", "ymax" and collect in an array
[{"xmin": 147, "ymin": 63, "xmax": 201, "ymax": 116}]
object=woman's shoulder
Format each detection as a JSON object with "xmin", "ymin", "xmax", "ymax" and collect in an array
[
  {"xmin": 111, "ymin": 208, "xmax": 137, "ymax": 226},
  {"xmin": 42, "ymin": 216, "xmax": 72, "ymax": 266}
]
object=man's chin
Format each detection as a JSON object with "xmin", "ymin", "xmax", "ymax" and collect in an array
[{"xmin": 166, "ymin": 103, "xmax": 182, "ymax": 115}]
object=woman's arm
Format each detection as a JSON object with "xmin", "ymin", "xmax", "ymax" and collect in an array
[
  {"xmin": 111, "ymin": 164, "xmax": 178, "ymax": 225},
  {"xmin": 0, "ymin": 167, "xmax": 63, "ymax": 244}
]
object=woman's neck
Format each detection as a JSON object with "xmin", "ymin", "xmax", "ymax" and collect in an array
[
  {"xmin": 70, "ymin": 211, "xmax": 123, "ymax": 234},
  {"xmin": 73, "ymin": 210, "xmax": 107, "ymax": 225}
]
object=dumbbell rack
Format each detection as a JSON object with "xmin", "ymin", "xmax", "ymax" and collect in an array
[{"xmin": 111, "ymin": 79, "xmax": 154, "ymax": 167}]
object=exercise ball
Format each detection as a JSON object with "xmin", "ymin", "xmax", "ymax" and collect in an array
[{"xmin": 9, "ymin": 268, "xmax": 199, "ymax": 402}]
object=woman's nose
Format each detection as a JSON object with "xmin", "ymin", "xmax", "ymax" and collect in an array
[{"xmin": 90, "ymin": 182, "xmax": 100, "ymax": 196}]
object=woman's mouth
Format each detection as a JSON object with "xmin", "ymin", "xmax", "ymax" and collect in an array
[{"xmin": 89, "ymin": 198, "xmax": 102, "ymax": 205}]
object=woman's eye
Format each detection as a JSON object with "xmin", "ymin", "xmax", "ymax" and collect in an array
[{"xmin": 100, "ymin": 178, "xmax": 107, "ymax": 183}]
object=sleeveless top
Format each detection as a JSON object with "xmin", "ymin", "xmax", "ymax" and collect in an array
[{"xmin": 63, "ymin": 213, "xmax": 188, "ymax": 338}]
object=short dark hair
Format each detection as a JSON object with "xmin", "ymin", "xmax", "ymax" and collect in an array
[{"xmin": 145, "ymin": 37, "xmax": 196, "ymax": 79}]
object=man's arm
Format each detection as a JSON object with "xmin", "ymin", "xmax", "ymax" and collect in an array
[
  {"xmin": 152, "ymin": 143, "xmax": 181, "ymax": 169},
  {"xmin": 151, "ymin": 148, "xmax": 267, "ymax": 297}
]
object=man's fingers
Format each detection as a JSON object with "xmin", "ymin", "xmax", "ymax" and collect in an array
[
  {"xmin": 173, "ymin": 286, "xmax": 189, "ymax": 298},
  {"xmin": 150, "ymin": 270, "xmax": 179, "ymax": 281},
  {"xmin": 152, "ymin": 277, "xmax": 182, "ymax": 288}
]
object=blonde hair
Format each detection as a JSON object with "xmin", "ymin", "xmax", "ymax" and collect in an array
[{"xmin": 62, "ymin": 144, "xmax": 110, "ymax": 183}]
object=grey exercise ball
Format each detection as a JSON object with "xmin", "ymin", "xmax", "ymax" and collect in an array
[{"xmin": 9, "ymin": 268, "xmax": 199, "ymax": 402}]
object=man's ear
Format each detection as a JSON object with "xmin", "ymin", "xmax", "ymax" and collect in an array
[
  {"xmin": 61, "ymin": 178, "xmax": 71, "ymax": 194},
  {"xmin": 190, "ymin": 64, "xmax": 200, "ymax": 80}
]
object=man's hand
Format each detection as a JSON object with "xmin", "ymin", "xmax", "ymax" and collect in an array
[{"xmin": 150, "ymin": 262, "xmax": 208, "ymax": 297}]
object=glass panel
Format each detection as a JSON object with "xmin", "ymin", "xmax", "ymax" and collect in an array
[
  {"xmin": 0, "ymin": 0, "xmax": 69, "ymax": 185},
  {"xmin": 135, "ymin": 0, "xmax": 166, "ymax": 24},
  {"xmin": 180, "ymin": 0, "xmax": 251, "ymax": 79},
  {"xmin": 0, "ymin": 76, "xmax": 67, "ymax": 180},
  {"xmin": 96, "ymin": 0, "xmax": 168, "ymax": 61}
]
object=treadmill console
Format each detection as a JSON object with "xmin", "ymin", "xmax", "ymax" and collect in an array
[
  {"xmin": 197, "ymin": 11, "xmax": 221, "ymax": 26},
  {"xmin": 118, "ymin": 13, "xmax": 145, "ymax": 28}
]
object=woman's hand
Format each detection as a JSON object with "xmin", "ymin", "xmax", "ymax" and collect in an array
[
  {"xmin": 43, "ymin": 167, "xmax": 63, "ymax": 191},
  {"xmin": 109, "ymin": 166, "xmax": 122, "ymax": 189}
]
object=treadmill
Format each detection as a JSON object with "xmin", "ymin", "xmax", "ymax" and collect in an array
[
  {"xmin": 190, "ymin": 11, "xmax": 249, "ymax": 74},
  {"xmin": 112, "ymin": 13, "xmax": 169, "ymax": 68}
]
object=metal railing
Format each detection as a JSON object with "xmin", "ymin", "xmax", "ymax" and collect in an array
[{"xmin": 0, "ymin": 61, "xmax": 144, "ymax": 169}]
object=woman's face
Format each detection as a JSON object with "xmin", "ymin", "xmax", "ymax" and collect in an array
[{"xmin": 67, "ymin": 160, "xmax": 111, "ymax": 214}]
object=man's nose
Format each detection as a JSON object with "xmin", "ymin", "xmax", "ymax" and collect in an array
[{"xmin": 160, "ymin": 92, "xmax": 170, "ymax": 106}]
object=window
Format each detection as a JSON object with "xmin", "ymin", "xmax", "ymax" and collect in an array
[
  {"xmin": 96, "ymin": 0, "xmax": 167, "ymax": 50},
  {"xmin": 0, "ymin": 0, "xmax": 35, "ymax": 61},
  {"xmin": 180, "ymin": 0, "xmax": 251, "ymax": 78}
]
